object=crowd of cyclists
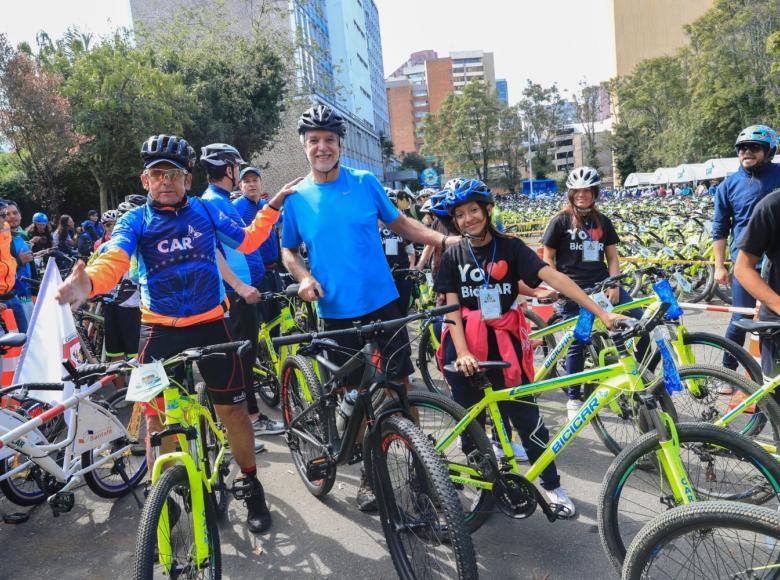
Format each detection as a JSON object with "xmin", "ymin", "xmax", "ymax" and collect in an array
[{"xmin": 0, "ymin": 102, "xmax": 775, "ymax": 576}]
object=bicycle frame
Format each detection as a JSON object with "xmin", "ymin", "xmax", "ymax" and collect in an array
[
  {"xmin": 256, "ymin": 303, "xmax": 298, "ymax": 374},
  {"xmin": 0, "ymin": 375, "xmax": 135, "ymax": 495},
  {"xmin": 435, "ymin": 349, "xmax": 696, "ymax": 506},
  {"xmin": 715, "ymin": 372, "xmax": 780, "ymax": 455}
]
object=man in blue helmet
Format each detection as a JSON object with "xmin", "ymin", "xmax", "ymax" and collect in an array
[
  {"xmin": 282, "ymin": 104, "xmax": 461, "ymax": 512},
  {"xmin": 712, "ymin": 125, "xmax": 780, "ymax": 376}
]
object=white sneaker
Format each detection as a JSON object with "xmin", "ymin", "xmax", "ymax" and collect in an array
[
  {"xmin": 566, "ymin": 399, "xmax": 582, "ymax": 421},
  {"xmin": 545, "ymin": 486, "xmax": 577, "ymax": 519},
  {"xmin": 492, "ymin": 441, "xmax": 529, "ymax": 462}
]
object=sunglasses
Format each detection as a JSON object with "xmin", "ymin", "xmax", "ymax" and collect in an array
[
  {"xmin": 737, "ymin": 143, "xmax": 765, "ymax": 153},
  {"xmin": 144, "ymin": 168, "xmax": 188, "ymax": 182}
]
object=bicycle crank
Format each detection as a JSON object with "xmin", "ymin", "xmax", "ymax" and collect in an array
[{"xmin": 492, "ymin": 473, "xmax": 537, "ymax": 519}]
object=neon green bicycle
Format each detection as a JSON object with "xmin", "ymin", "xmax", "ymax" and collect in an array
[
  {"xmin": 401, "ymin": 304, "xmax": 780, "ymax": 570},
  {"xmin": 131, "ymin": 340, "xmax": 250, "ymax": 580}
]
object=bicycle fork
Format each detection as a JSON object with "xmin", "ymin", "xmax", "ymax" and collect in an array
[{"xmin": 645, "ymin": 404, "xmax": 697, "ymax": 506}]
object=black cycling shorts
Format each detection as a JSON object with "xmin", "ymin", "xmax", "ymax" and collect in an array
[
  {"xmin": 321, "ymin": 301, "xmax": 414, "ymax": 385},
  {"xmin": 138, "ymin": 318, "xmax": 247, "ymax": 407},
  {"xmin": 104, "ymin": 303, "xmax": 141, "ymax": 357}
]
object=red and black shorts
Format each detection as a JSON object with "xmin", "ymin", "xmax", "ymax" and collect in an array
[
  {"xmin": 104, "ymin": 303, "xmax": 141, "ymax": 357},
  {"xmin": 321, "ymin": 301, "xmax": 414, "ymax": 386},
  {"xmin": 138, "ymin": 318, "xmax": 247, "ymax": 415}
]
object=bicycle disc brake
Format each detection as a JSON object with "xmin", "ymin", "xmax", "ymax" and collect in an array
[{"xmin": 492, "ymin": 473, "xmax": 537, "ymax": 519}]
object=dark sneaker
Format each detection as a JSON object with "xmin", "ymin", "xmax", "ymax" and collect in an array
[
  {"xmin": 253, "ymin": 415, "xmax": 285, "ymax": 436},
  {"xmin": 240, "ymin": 477, "xmax": 272, "ymax": 534},
  {"xmin": 357, "ymin": 469, "xmax": 377, "ymax": 512}
]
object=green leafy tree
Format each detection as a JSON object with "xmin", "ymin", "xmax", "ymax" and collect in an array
[
  {"xmin": 420, "ymin": 80, "xmax": 502, "ymax": 182},
  {"xmin": 517, "ymin": 81, "xmax": 568, "ymax": 180},
  {"xmin": 379, "ymin": 131, "xmax": 394, "ymax": 182},
  {"xmin": 63, "ymin": 31, "xmax": 191, "ymax": 212},
  {"xmin": 573, "ymin": 81, "xmax": 602, "ymax": 169},
  {"xmin": 493, "ymin": 104, "xmax": 526, "ymax": 191},
  {"xmin": 0, "ymin": 34, "xmax": 77, "ymax": 214}
]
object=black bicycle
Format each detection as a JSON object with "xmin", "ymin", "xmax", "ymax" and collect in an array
[{"xmin": 272, "ymin": 303, "xmax": 478, "ymax": 580}]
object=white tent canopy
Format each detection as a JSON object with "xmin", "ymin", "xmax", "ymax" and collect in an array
[
  {"xmin": 623, "ymin": 172, "xmax": 655, "ymax": 187},
  {"xmin": 650, "ymin": 167, "xmax": 676, "ymax": 185},
  {"xmin": 668, "ymin": 163, "xmax": 706, "ymax": 184},
  {"xmin": 700, "ymin": 157, "xmax": 741, "ymax": 180}
]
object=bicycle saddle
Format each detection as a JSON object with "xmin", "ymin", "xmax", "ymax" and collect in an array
[
  {"xmin": 443, "ymin": 361, "xmax": 511, "ymax": 374},
  {"xmin": 734, "ymin": 319, "xmax": 780, "ymax": 337},
  {"xmin": 0, "ymin": 333, "xmax": 26, "ymax": 349}
]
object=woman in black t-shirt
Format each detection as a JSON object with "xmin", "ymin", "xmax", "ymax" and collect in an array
[
  {"xmin": 435, "ymin": 178, "xmax": 624, "ymax": 519},
  {"xmin": 541, "ymin": 167, "xmax": 646, "ymax": 419}
]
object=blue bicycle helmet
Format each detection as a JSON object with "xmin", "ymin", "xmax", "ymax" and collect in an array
[
  {"xmin": 141, "ymin": 135, "xmax": 194, "ymax": 170},
  {"xmin": 735, "ymin": 124, "xmax": 778, "ymax": 160},
  {"xmin": 32, "ymin": 212, "xmax": 48, "ymax": 225},
  {"xmin": 443, "ymin": 178, "xmax": 493, "ymax": 215},
  {"xmin": 426, "ymin": 190, "xmax": 451, "ymax": 217}
]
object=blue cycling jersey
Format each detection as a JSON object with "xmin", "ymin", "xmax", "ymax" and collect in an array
[
  {"xmin": 233, "ymin": 195, "xmax": 279, "ymax": 266},
  {"xmin": 202, "ymin": 184, "xmax": 265, "ymax": 288},
  {"xmin": 282, "ymin": 166, "xmax": 400, "ymax": 319}
]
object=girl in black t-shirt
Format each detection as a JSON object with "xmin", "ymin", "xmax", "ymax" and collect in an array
[
  {"xmin": 541, "ymin": 167, "xmax": 646, "ymax": 419},
  {"xmin": 435, "ymin": 178, "xmax": 624, "ymax": 519}
]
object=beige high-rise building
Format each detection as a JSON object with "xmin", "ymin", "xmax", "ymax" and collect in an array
[{"xmin": 612, "ymin": 0, "xmax": 714, "ymax": 77}]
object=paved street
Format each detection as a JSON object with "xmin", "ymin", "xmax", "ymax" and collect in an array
[{"xmin": 0, "ymin": 308, "xmax": 732, "ymax": 580}]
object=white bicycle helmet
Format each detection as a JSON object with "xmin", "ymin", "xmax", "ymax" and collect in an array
[{"xmin": 566, "ymin": 166, "xmax": 601, "ymax": 190}]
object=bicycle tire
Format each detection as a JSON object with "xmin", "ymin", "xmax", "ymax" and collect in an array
[
  {"xmin": 714, "ymin": 281, "xmax": 733, "ymax": 305},
  {"xmin": 196, "ymin": 383, "xmax": 228, "ymax": 519},
  {"xmin": 133, "ymin": 464, "xmax": 221, "ymax": 580},
  {"xmin": 404, "ymin": 390, "xmax": 497, "ymax": 534},
  {"xmin": 366, "ymin": 415, "xmax": 478, "ymax": 580},
  {"xmin": 598, "ymin": 422, "xmax": 780, "ymax": 574},
  {"xmin": 659, "ymin": 364, "xmax": 780, "ymax": 445},
  {"xmin": 82, "ymin": 391, "xmax": 147, "ymax": 499},
  {"xmin": 253, "ymin": 340, "xmax": 280, "ymax": 408},
  {"xmin": 646, "ymin": 331, "xmax": 763, "ymax": 384},
  {"xmin": 677, "ymin": 262, "xmax": 714, "ymax": 303},
  {"xmin": 0, "ymin": 458, "xmax": 45, "ymax": 506},
  {"xmin": 280, "ymin": 354, "xmax": 336, "ymax": 498},
  {"xmin": 418, "ymin": 319, "xmax": 452, "ymax": 397},
  {"xmin": 622, "ymin": 500, "xmax": 780, "ymax": 580}
]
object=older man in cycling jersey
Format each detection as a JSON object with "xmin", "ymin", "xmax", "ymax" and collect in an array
[
  {"xmin": 282, "ymin": 104, "xmax": 459, "ymax": 511},
  {"xmin": 57, "ymin": 134, "xmax": 301, "ymax": 533}
]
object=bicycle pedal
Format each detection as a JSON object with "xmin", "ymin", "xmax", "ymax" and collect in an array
[
  {"xmin": 305, "ymin": 456, "xmax": 333, "ymax": 480},
  {"xmin": 48, "ymin": 491, "xmax": 75, "ymax": 517},
  {"xmin": 229, "ymin": 479, "xmax": 254, "ymax": 501},
  {"xmin": 347, "ymin": 448, "xmax": 363, "ymax": 466}
]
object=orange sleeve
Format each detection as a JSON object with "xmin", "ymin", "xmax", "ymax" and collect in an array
[
  {"xmin": 0, "ymin": 224, "xmax": 16, "ymax": 294},
  {"xmin": 236, "ymin": 205, "xmax": 280, "ymax": 254},
  {"xmin": 86, "ymin": 247, "xmax": 131, "ymax": 297}
]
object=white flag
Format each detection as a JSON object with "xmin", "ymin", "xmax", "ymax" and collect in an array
[{"xmin": 12, "ymin": 258, "xmax": 81, "ymax": 405}]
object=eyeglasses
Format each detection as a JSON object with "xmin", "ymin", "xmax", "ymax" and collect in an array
[
  {"xmin": 737, "ymin": 143, "xmax": 765, "ymax": 153},
  {"xmin": 144, "ymin": 168, "xmax": 188, "ymax": 182}
]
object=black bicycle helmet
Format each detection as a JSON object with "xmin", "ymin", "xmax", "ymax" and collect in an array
[
  {"xmin": 140, "ymin": 135, "xmax": 193, "ymax": 169},
  {"xmin": 297, "ymin": 104, "xmax": 346, "ymax": 137},
  {"xmin": 200, "ymin": 143, "xmax": 247, "ymax": 167}
]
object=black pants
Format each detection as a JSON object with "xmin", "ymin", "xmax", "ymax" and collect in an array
[{"xmin": 228, "ymin": 294, "xmax": 260, "ymax": 415}]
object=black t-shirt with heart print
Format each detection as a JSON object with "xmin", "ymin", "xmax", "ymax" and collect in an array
[{"xmin": 435, "ymin": 235, "xmax": 546, "ymax": 313}]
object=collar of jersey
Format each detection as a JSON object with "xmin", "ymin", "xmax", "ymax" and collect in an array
[
  {"xmin": 207, "ymin": 183, "xmax": 231, "ymax": 198},
  {"xmin": 150, "ymin": 196, "xmax": 189, "ymax": 212}
]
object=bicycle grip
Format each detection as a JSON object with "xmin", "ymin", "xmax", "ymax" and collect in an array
[
  {"xmin": 285, "ymin": 284, "xmax": 300, "ymax": 298},
  {"xmin": 272, "ymin": 333, "xmax": 311, "ymax": 347}
]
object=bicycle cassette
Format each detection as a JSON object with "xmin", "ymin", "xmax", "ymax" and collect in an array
[{"xmin": 492, "ymin": 473, "xmax": 537, "ymax": 519}]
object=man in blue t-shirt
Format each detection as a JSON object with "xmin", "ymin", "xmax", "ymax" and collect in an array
[
  {"xmin": 713, "ymin": 124, "xmax": 780, "ymax": 372},
  {"xmin": 234, "ymin": 166, "xmax": 284, "ymax": 327},
  {"xmin": 282, "ymin": 104, "xmax": 460, "ymax": 512}
]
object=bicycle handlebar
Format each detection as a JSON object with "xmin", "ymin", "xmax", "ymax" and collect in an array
[
  {"xmin": 271, "ymin": 303, "xmax": 459, "ymax": 348},
  {"xmin": 0, "ymin": 382, "xmax": 66, "ymax": 397}
]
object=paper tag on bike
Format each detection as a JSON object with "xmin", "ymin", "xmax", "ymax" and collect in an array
[
  {"xmin": 650, "ymin": 217, "xmax": 660, "ymax": 227},
  {"xmin": 478, "ymin": 286, "xmax": 502, "ymax": 320},
  {"xmin": 639, "ymin": 247, "xmax": 651, "ymax": 258},
  {"xmin": 384, "ymin": 238, "xmax": 399, "ymax": 256},
  {"xmin": 674, "ymin": 270, "xmax": 692, "ymax": 293},
  {"xmin": 425, "ymin": 272, "xmax": 434, "ymax": 288},
  {"xmin": 582, "ymin": 240, "xmax": 600, "ymax": 262},
  {"xmin": 663, "ymin": 247, "xmax": 675, "ymax": 258},
  {"xmin": 126, "ymin": 361, "xmax": 170, "ymax": 402},
  {"xmin": 591, "ymin": 291, "xmax": 614, "ymax": 312}
]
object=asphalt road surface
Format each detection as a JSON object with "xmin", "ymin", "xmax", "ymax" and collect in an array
[{"xmin": 0, "ymin": 308, "xmax": 734, "ymax": 579}]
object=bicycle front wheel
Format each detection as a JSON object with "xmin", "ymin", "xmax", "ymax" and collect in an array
[
  {"xmin": 623, "ymin": 501, "xmax": 780, "ymax": 580},
  {"xmin": 367, "ymin": 415, "xmax": 478, "ymax": 580},
  {"xmin": 598, "ymin": 422, "xmax": 780, "ymax": 574},
  {"xmin": 133, "ymin": 464, "xmax": 221, "ymax": 580}
]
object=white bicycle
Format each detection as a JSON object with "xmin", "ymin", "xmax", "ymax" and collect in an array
[{"xmin": 0, "ymin": 349, "xmax": 146, "ymax": 514}]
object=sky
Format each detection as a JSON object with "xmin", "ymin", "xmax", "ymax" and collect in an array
[{"xmin": 1, "ymin": 0, "xmax": 617, "ymax": 103}]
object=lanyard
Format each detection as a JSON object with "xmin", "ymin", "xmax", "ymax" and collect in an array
[{"xmin": 466, "ymin": 238, "xmax": 497, "ymax": 289}]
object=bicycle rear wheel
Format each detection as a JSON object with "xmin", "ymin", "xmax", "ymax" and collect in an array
[
  {"xmin": 133, "ymin": 464, "xmax": 221, "ymax": 580},
  {"xmin": 622, "ymin": 500, "xmax": 780, "ymax": 580},
  {"xmin": 280, "ymin": 354, "xmax": 336, "ymax": 498},
  {"xmin": 252, "ymin": 340, "xmax": 280, "ymax": 408},
  {"xmin": 367, "ymin": 415, "xmax": 478, "ymax": 580},
  {"xmin": 598, "ymin": 422, "xmax": 780, "ymax": 574},
  {"xmin": 82, "ymin": 391, "xmax": 147, "ymax": 498}
]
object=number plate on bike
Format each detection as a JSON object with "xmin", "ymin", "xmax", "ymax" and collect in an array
[{"xmin": 126, "ymin": 361, "xmax": 170, "ymax": 402}]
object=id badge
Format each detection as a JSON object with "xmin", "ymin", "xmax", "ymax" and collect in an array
[
  {"xmin": 478, "ymin": 286, "xmax": 502, "ymax": 320},
  {"xmin": 384, "ymin": 238, "xmax": 399, "ymax": 256},
  {"xmin": 425, "ymin": 272, "xmax": 434, "ymax": 288},
  {"xmin": 591, "ymin": 290, "xmax": 614, "ymax": 312},
  {"xmin": 582, "ymin": 240, "xmax": 600, "ymax": 262}
]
